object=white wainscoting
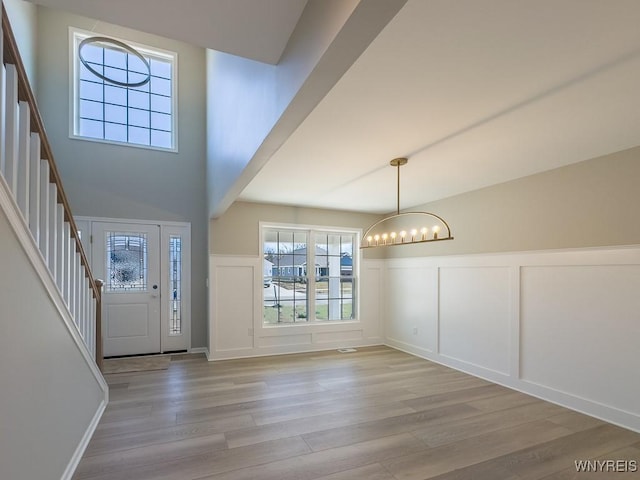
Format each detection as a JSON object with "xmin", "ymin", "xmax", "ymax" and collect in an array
[
  {"xmin": 385, "ymin": 246, "xmax": 640, "ymax": 433},
  {"xmin": 439, "ymin": 266, "xmax": 511, "ymax": 376},
  {"xmin": 209, "ymin": 255, "xmax": 385, "ymax": 360}
]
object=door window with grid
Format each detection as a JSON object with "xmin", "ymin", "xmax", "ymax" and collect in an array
[
  {"xmin": 263, "ymin": 227, "xmax": 358, "ymax": 324},
  {"xmin": 71, "ymin": 29, "xmax": 177, "ymax": 151}
]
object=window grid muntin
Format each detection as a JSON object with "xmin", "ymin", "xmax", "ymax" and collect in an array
[
  {"xmin": 314, "ymin": 233, "xmax": 355, "ymax": 321},
  {"xmin": 73, "ymin": 30, "xmax": 176, "ymax": 150},
  {"xmin": 263, "ymin": 227, "xmax": 357, "ymax": 324},
  {"xmin": 265, "ymin": 230, "xmax": 309, "ymax": 324}
]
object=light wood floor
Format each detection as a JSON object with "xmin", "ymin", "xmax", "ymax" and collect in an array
[{"xmin": 74, "ymin": 346, "xmax": 640, "ymax": 480}]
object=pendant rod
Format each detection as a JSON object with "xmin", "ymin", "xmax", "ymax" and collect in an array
[
  {"xmin": 396, "ymin": 161, "xmax": 400, "ymax": 215},
  {"xmin": 390, "ymin": 157, "xmax": 408, "ymax": 216}
]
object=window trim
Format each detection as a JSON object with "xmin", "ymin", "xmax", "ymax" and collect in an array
[
  {"xmin": 260, "ymin": 222, "xmax": 361, "ymax": 327},
  {"xmin": 69, "ymin": 27, "xmax": 179, "ymax": 153}
]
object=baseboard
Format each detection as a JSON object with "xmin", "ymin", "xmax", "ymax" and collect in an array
[
  {"xmin": 189, "ymin": 346, "xmax": 211, "ymax": 360},
  {"xmin": 209, "ymin": 340, "xmax": 384, "ymax": 361},
  {"xmin": 60, "ymin": 398, "xmax": 107, "ymax": 480},
  {"xmin": 385, "ymin": 340, "xmax": 640, "ymax": 434}
]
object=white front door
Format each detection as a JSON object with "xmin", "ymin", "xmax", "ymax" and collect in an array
[
  {"xmin": 77, "ymin": 218, "xmax": 191, "ymax": 357},
  {"xmin": 92, "ymin": 222, "xmax": 161, "ymax": 357}
]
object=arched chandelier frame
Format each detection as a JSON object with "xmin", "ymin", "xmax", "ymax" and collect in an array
[{"xmin": 361, "ymin": 158, "xmax": 454, "ymax": 249}]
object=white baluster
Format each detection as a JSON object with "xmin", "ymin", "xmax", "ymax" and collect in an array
[
  {"xmin": 28, "ymin": 134, "xmax": 40, "ymax": 242},
  {"xmin": 75, "ymin": 252, "xmax": 82, "ymax": 329},
  {"xmin": 48, "ymin": 184, "xmax": 57, "ymax": 276},
  {"xmin": 4, "ymin": 64, "xmax": 18, "ymax": 194},
  {"xmin": 84, "ymin": 276, "xmax": 90, "ymax": 343},
  {"xmin": 77, "ymin": 265, "xmax": 83, "ymax": 337},
  {"xmin": 56, "ymin": 204, "xmax": 65, "ymax": 293},
  {"xmin": 82, "ymin": 267, "xmax": 88, "ymax": 341},
  {"xmin": 79, "ymin": 268, "xmax": 86, "ymax": 339},
  {"xmin": 90, "ymin": 295, "xmax": 96, "ymax": 358},
  {"xmin": 16, "ymin": 101, "xmax": 30, "ymax": 221},
  {"xmin": 39, "ymin": 160, "xmax": 49, "ymax": 262},
  {"xmin": 69, "ymin": 237, "xmax": 76, "ymax": 316},
  {"xmin": 63, "ymin": 222, "xmax": 71, "ymax": 306},
  {"xmin": 81, "ymin": 273, "xmax": 87, "ymax": 340}
]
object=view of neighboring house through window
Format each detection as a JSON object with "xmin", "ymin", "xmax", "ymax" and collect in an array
[
  {"xmin": 263, "ymin": 226, "xmax": 358, "ymax": 324},
  {"xmin": 71, "ymin": 29, "xmax": 177, "ymax": 150}
]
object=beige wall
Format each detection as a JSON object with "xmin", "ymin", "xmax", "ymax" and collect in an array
[
  {"xmin": 386, "ymin": 146, "xmax": 640, "ymax": 258},
  {"xmin": 211, "ymin": 146, "xmax": 640, "ymax": 260},
  {"xmin": 210, "ymin": 201, "xmax": 385, "ymax": 259},
  {"xmin": 216, "ymin": 147, "xmax": 640, "ymax": 260}
]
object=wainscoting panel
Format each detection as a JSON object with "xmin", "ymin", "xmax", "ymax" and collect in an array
[
  {"xmin": 384, "ymin": 246, "xmax": 640, "ymax": 432},
  {"xmin": 259, "ymin": 334, "xmax": 312, "ymax": 348},
  {"xmin": 360, "ymin": 260, "xmax": 385, "ymax": 341},
  {"xmin": 210, "ymin": 256, "xmax": 384, "ymax": 360},
  {"xmin": 385, "ymin": 265, "xmax": 438, "ymax": 354},
  {"xmin": 315, "ymin": 329, "xmax": 364, "ymax": 344},
  {"xmin": 212, "ymin": 262, "xmax": 255, "ymax": 353},
  {"xmin": 439, "ymin": 266, "xmax": 511, "ymax": 375},
  {"xmin": 520, "ymin": 264, "xmax": 640, "ymax": 416}
]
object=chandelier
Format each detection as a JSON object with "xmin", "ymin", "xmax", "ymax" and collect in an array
[{"xmin": 361, "ymin": 158, "xmax": 453, "ymax": 248}]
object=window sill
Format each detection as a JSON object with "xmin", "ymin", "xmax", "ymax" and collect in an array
[
  {"xmin": 261, "ymin": 319, "xmax": 361, "ymax": 330},
  {"xmin": 69, "ymin": 133, "xmax": 178, "ymax": 154}
]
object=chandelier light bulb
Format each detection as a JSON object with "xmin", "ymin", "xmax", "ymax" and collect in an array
[{"xmin": 359, "ymin": 158, "xmax": 453, "ymax": 248}]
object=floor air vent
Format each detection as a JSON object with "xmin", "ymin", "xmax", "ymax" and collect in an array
[{"xmin": 337, "ymin": 348, "xmax": 357, "ymax": 353}]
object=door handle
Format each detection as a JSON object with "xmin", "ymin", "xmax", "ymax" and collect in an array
[{"xmin": 152, "ymin": 284, "xmax": 159, "ymax": 297}]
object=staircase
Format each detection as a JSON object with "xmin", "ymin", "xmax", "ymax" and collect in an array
[
  {"xmin": 1, "ymin": 3, "xmax": 102, "ymax": 367},
  {"xmin": 1, "ymin": 4, "xmax": 108, "ymax": 479}
]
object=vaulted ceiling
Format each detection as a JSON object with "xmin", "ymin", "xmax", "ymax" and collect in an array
[
  {"xmin": 27, "ymin": 0, "xmax": 640, "ymax": 214},
  {"xmin": 241, "ymin": 0, "xmax": 640, "ymax": 213}
]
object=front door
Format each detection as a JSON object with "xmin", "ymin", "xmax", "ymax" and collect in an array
[{"xmin": 92, "ymin": 222, "xmax": 161, "ymax": 357}]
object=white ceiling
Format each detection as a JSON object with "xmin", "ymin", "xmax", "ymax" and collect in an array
[
  {"xmin": 25, "ymin": 0, "xmax": 640, "ymax": 215},
  {"xmin": 26, "ymin": 0, "xmax": 307, "ymax": 64},
  {"xmin": 240, "ymin": 0, "xmax": 640, "ymax": 213}
]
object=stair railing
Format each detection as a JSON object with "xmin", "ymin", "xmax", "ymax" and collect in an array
[{"xmin": 1, "ymin": 3, "xmax": 103, "ymax": 371}]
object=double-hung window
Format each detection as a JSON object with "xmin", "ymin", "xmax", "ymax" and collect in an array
[
  {"xmin": 262, "ymin": 226, "xmax": 358, "ymax": 324},
  {"xmin": 71, "ymin": 29, "xmax": 177, "ymax": 151}
]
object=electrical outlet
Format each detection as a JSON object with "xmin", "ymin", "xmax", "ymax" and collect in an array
[{"xmin": 412, "ymin": 327, "xmax": 418, "ymax": 335}]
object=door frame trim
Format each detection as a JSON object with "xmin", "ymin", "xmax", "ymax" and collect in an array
[{"xmin": 75, "ymin": 216, "xmax": 192, "ymax": 354}]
